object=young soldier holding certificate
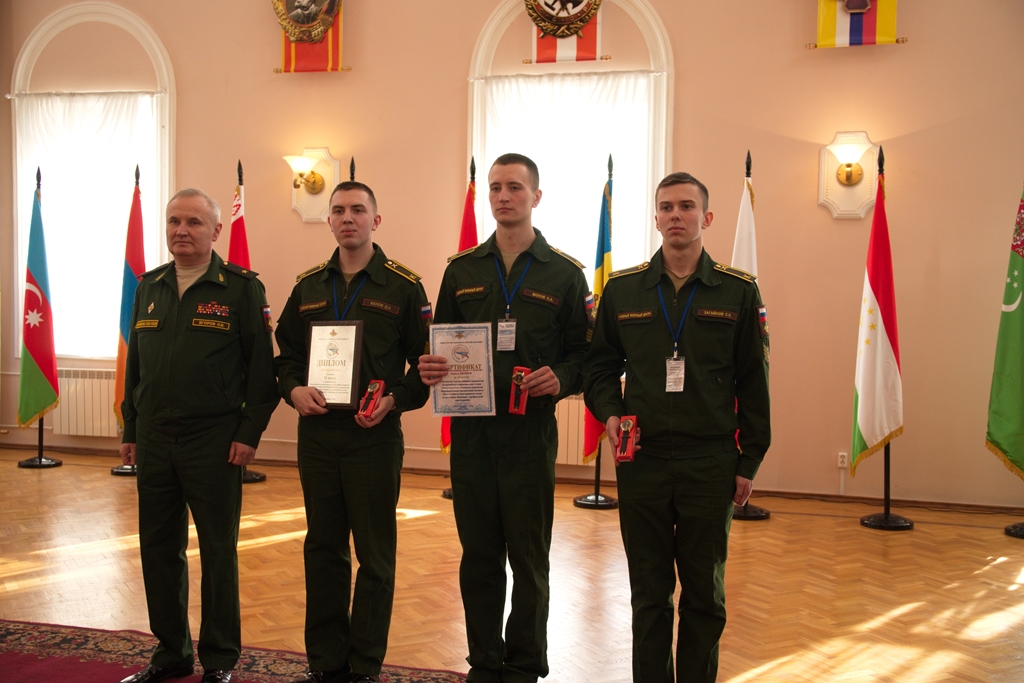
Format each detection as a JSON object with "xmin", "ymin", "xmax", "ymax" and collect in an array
[
  {"xmin": 275, "ymin": 182, "xmax": 430, "ymax": 683},
  {"xmin": 583, "ymin": 173, "xmax": 771, "ymax": 683},
  {"xmin": 418, "ymin": 154, "xmax": 591, "ymax": 683}
]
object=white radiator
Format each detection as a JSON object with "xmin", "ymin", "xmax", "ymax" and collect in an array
[
  {"xmin": 51, "ymin": 369, "xmax": 119, "ymax": 437},
  {"xmin": 555, "ymin": 394, "xmax": 596, "ymax": 467}
]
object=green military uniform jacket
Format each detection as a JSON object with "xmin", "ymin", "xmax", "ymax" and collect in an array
[
  {"xmin": 275, "ymin": 245, "xmax": 430, "ymax": 419},
  {"xmin": 434, "ymin": 229, "xmax": 590, "ymax": 413},
  {"xmin": 584, "ymin": 248, "xmax": 770, "ymax": 479},
  {"xmin": 121, "ymin": 251, "xmax": 279, "ymax": 447}
]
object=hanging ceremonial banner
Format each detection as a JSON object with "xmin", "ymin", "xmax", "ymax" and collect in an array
[
  {"xmin": 272, "ymin": 0, "xmax": 344, "ymax": 72},
  {"xmin": 525, "ymin": 0, "xmax": 603, "ymax": 38}
]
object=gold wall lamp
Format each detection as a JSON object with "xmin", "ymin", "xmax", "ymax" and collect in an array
[
  {"xmin": 818, "ymin": 131, "xmax": 878, "ymax": 219},
  {"xmin": 283, "ymin": 148, "xmax": 340, "ymax": 222}
]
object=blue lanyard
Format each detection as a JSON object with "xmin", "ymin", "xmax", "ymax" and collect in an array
[
  {"xmin": 493, "ymin": 254, "xmax": 533, "ymax": 319},
  {"xmin": 333, "ymin": 272, "xmax": 367, "ymax": 320},
  {"xmin": 656, "ymin": 280, "xmax": 698, "ymax": 358}
]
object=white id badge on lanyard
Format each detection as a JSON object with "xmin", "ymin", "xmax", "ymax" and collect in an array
[
  {"xmin": 497, "ymin": 319, "xmax": 517, "ymax": 351},
  {"xmin": 665, "ymin": 357, "xmax": 685, "ymax": 392}
]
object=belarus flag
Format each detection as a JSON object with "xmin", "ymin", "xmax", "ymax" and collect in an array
[{"xmin": 851, "ymin": 160, "xmax": 902, "ymax": 475}]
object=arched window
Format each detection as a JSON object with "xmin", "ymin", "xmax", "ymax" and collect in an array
[
  {"xmin": 11, "ymin": 3, "xmax": 175, "ymax": 359},
  {"xmin": 469, "ymin": 0, "xmax": 672, "ymax": 285}
]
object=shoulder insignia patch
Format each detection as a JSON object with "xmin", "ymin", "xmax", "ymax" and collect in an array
[
  {"xmin": 296, "ymin": 261, "xmax": 329, "ymax": 283},
  {"xmin": 221, "ymin": 261, "xmax": 258, "ymax": 279},
  {"xmin": 609, "ymin": 262, "xmax": 650, "ymax": 279},
  {"xmin": 385, "ymin": 259, "xmax": 421, "ymax": 283},
  {"xmin": 714, "ymin": 263, "xmax": 756, "ymax": 282},
  {"xmin": 550, "ymin": 247, "xmax": 584, "ymax": 269},
  {"xmin": 447, "ymin": 246, "xmax": 479, "ymax": 263},
  {"xmin": 143, "ymin": 263, "xmax": 172, "ymax": 282}
]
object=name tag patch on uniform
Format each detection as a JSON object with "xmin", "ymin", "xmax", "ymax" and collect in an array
[
  {"xmin": 456, "ymin": 285, "xmax": 486, "ymax": 298},
  {"xmin": 299, "ymin": 300, "xmax": 328, "ymax": 314},
  {"xmin": 617, "ymin": 310, "xmax": 655, "ymax": 323},
  {"xmin": 362, "ymin": 298, "xmax": 400, "ymax": 315},
  {"xmin": 696, "ymin": 308, "xmax": 738, "ymax": 322},
  {"xmin": 197, "ymin": 301, "xmax": 230, "ymax": 317},
  {"xmin": 192, "ymin": 318, "xmax": 231, "ymax": 332},
  {"xmin": 135, "ymin": 319, "xmax": 161, "ymax": 330},
  {"xmin": 758, "ymin": 305, "xmax": 769, "ymax": 338},
  {"xmin": 522, "ymin": 288, "xmax": 560, "ymax": 306},
  {"xmin": 262, "ymin": 304, "xmax": 273, "ymax": 332}
]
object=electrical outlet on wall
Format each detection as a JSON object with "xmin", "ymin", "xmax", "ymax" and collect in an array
[{"xmin": 838, "ymin": 452, "xmax": 849, "ymax": 469}]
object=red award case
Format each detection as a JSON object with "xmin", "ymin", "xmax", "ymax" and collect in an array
[
  {"xmin": 616, "ymin": 416, "xmax": 638, "ymax": 462},
  {"xmin": 509, "ymin": 366, "xmax": 531, "ymax": 415},
  {"xmin": 358, "ymin": 380, "xmax": 386, "ymax": 418}
]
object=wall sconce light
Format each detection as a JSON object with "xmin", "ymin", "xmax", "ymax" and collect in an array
[
  {"xmin": 818, "ymin": 131, "xmax": 879, "ymax": 219},
  {"xmin": 284, "ymin": 155, "xmax": 324, "ymax": 194},
  {"xmin": 283, "ymin": 148, "xmax": 341, "ymax": 222}
]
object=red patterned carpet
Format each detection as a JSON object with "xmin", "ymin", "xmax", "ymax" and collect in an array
[{"xmin": 0, "ymin": 620, "xmax": 467, "ymax": 683}]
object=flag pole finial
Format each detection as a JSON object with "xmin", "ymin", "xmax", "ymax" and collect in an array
[
  {"xmin": 878, "ymin": 146, "xmax": 885, "ymax": 175},
  {"xmin": 35, "ymin": 167, "xmax": 41, "ymax": 190},
  {"xmin": 745, "ymin": 150, "xmax": 752, "ymax": 178},
  {"xmin": 135, "ymin": 165, "xmax": 140, "ymax": 186},
  {"xmin": 350, "ymin": 157, "xmax": 356, "ymax": 181},
  {"xmin": 608, "ymin": 154, "xmax": 613, "ymax": 179},
  {"xmin": 237, "ymin": 160, "xmax": 243, "ymax": 186},
  {"xmin": 470, "ymin": 156, "xmax": 476, "ymax": 183}
]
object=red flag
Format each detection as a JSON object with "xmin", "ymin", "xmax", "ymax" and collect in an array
[
  {"xmin": 441, "ymin": 176, "xmax": 478, "ymax": 454},
  {"xmin": 281, "ymin": 5, "xmax": 343, "ymax": 73},
  {"xmin": 114, "ymin": 176, "xmax": 146, "ymax": 429},
  {"xmin": 534, "ymin": 11, "xmax": 600, "ymax": 63},
  {"xmin": 228, "ymin": 180, "xmax": 250, "ymax": 269}
]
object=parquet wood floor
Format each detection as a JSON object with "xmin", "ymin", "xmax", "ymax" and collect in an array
[{"xmin": 2, "ymin": 450, "xmax": 1024, "ymax": 682}]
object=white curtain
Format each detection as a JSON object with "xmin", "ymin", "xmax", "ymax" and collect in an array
[
  {"xmin": 14, "ymin": 91, "xmax": 162, "ymax": 358},
  {"xmin": 479, "ymin": 71, "xmax": 654, "ymax": 289}
]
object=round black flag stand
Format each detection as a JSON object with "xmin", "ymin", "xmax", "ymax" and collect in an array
[
  {"xmin": 1005, "ymin": 523, "xmax": 1024, "ymax": 539},
  {"xmin": 860, "ymin": 443, "xmax": 913, "ymax": 531},
  {"xmin": 111, "ymin": 464, "xmax": 136, "ymax": 476},
  {"xmin": 733, "ymin": 501, "xmax": 770, "ymax": 521},
  {"xmin": 18, "ymin": 416, "xmax": 62, "ymax": 469},
  {"xmin": 573, "ymin": 449, "xmax": 617, "ymax": 510}
]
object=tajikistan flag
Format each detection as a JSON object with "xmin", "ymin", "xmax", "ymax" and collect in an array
[{"xmin": 851, "ymin": 166, "xmax": 902, "ymax": 475}]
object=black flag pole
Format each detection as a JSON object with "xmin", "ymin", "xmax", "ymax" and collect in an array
[
  {"xmin": 442, "ymin": 155, "xmax": 477, "ymax": 502},
  {"xmin": 18, "ymin": 169, "xmax": 62, "ymax": 469},
  {"xmin": 113, "ymin": 168, "xmax": 141, "ymax": 476},
  {"xmin": 732, "ymin": 151, "xmax": 768, "ymax": 521},
  {"xmin": 574, "ymin": 154, "xmax": 617, "ymax": 510},
  {"xmin": 858, "ymin": 148, "xmax": 911, "ymax": 532}
]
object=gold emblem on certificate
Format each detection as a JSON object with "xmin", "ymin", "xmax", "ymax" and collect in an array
[
  {"xmin": 307, "ymin": 320, "xmax": 363, "ymax": 409},
  {"xmin": 524, "ymin": 0, "xmax": 603, "ymax": 38}
]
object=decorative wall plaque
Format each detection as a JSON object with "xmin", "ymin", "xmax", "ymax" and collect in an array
[{"xmin": 524, "ymin": 0, "xmax": 603, "ymax": 38}]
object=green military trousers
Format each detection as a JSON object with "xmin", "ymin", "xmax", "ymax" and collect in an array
[
  {"xmin": 450, "ymin": 409, "xmax": 558, "ymax": 683},
  {"xmin": 136, "ymin": 420, "xmax": 243, "ymax": 671},
  {"xmin": 615, "ymin": 444, "xmax": 738, "ymax": 683},
  {"xmin": 297, "ymin": 415, "xmax": 404, "ymax": 676}
]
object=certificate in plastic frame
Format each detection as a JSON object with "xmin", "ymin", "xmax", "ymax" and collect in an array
[
  {"xmin": 430, "ymin": 322, "xmax": 496, "ymax": 417},
  {"xmin": 307, "ymin": 320, "xmax": 363, "ymax": 409}
]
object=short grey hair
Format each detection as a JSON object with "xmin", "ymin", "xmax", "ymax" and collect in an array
[{"xmin": 169, "ymin": 188, "xmax": 221, "ymax": 225}]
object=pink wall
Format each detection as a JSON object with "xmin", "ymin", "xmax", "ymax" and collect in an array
[{"xmin": 2, "ymin": 1, "xmax": 1023, "ymax": 507}]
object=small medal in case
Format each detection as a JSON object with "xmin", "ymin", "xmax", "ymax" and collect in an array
[
  {"xmin": 509, "ymin": 366, "xmax": 531, "ymax": 415},
  {"xmin": 617, "ymin": 416, "xmax": 638, "ymax": 462},
  {"xmin": 358, "ymin": 380, "xmax": 386, "ymax": 417}
]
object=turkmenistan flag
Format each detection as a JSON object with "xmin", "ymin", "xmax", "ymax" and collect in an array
[
  {"xmin": 851, "ymin": 168, "xmax": 902, "ymax": 475},
  {"xmin": 18, "ymin": 173, "xmax": 59, "ymax": 427},
  {"xmin": 985, "ymin": 184, "xmax": 1024, "ymax": 481}
]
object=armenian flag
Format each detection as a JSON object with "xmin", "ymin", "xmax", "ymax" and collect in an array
[{"xmin": 113, "ymin": 172, "xmax": 146, "ymax": 429}]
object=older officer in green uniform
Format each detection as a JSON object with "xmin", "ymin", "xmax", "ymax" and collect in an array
[
  {"xmin": 119, "ymin": 188, "xmax": 279, "ymax": 683},
  {"xmin": 584, "ymin": 172, "xmax": 770, "ymax": 683},
  {"xmin": 418, "ymin": 154, "xmax": 590, "ymax": 683},
  {"xmin": 275, "ymin": 181, "xmax": 430, "ymax": 683}
]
